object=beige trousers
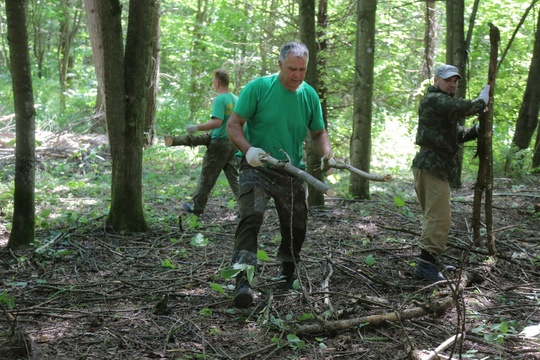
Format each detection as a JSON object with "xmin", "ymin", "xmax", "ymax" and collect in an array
[{"xmin": 412, "ymin": 167, "xmax": 451, "ymax": 256}]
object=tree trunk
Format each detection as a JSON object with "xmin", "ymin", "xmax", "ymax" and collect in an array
[
  {"xmin": 421, "ymin": 0, "xmax": 437, "ymax": 80},
  {"xmin": 511, "ymin": 10, "xmax": 540, "ymax": 168},
  {"xmin": 188, "ymin": 0, "xmax": 209, "ymax": 119},
  {"xmin": 446, "ymin": 0, "xmax": 467, "ymax": 188},
  {"xmin": 6, "ymin": 0, "xmax": 36, "ymax": 248},
  {"xmin": 144, "ymin": 0, "xmax": 160, "ymax": 147},
  {"xmin": 84, "ymin": 0, "xmax": 153, "ymax": 232},
  {"xmin": 350, "ymin": 0, "xmax": 376, "ymax": 199},
  {"xmin": 29, "ymin": 0, "xmax": 47, "ymax": 79},
  {"xmin": 300, "ymin": 0, "xmax": 325, "ymax": 206},
  {"xmin": 58, "ymin": 0, "xmax": 82, "ymax": 111}
]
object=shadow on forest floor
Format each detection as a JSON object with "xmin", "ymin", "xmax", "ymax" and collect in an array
[{"xmin": 1, "ymin": 132, "xmax": 539, "ymax": 359}]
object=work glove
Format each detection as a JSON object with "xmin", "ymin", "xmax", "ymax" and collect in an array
[
  {"xmin": 185, "ymin": 124, "xmax": 198, "ymax": 136},
  {"xmin": 320, "ymin": 154, "xmax": 337, "ymax": 175},
  {"xmin": 478, "ymin": 85, "xmax": 490, "ymax": 105},
  {"xmin": 245, "ymin": 147, "xmax": 266, "ymax": 167}
]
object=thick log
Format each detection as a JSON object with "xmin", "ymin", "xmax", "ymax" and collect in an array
[
  {"xmin": 261, "ymin": 155, "xmax": 335, "ymax": 196},
  {"xmin": 164, "ymin": 133, "xmax": 211, "ymax": 147}
]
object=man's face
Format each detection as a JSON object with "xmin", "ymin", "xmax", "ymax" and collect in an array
[
  {"xmin": 278, "ymin": 54, "xmax": 307, "ymax": 91},
  {"xmin": 434, "ymin": 75, "xmax": 459, "ymax": 96}
]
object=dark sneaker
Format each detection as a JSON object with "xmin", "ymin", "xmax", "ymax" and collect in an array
[
  {"xmin": 233, "ymin": 281, "xmax": 253, "ymax": 308},
  {"xmin": 413, "ymin": 260, "xmax": 445, "ymax": 283},
  {"xmin": 281, "ymin": 262, "xmax": 300, "ymax": 290},
  {"xmin": 183, "ymin": 203, "xmax": 202, "ymax": 215}
]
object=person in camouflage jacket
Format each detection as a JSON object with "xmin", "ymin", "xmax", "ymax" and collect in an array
[{"xmin": 411, "ymin": 64, "xmax": 490, "ymax": 283}]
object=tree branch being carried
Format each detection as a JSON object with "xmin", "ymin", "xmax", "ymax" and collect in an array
[
  {"xmin": 261, "ymin": 154, "xmax": 335, "ymax": 196},
  {"xmin": 164, "ymin": 133, "xmax": 211, "ymax": 147},
  {"xmin": 321, "ymin": 156, "xmax": 393, "ymax": 182}
]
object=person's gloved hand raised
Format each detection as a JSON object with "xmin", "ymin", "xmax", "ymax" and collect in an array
[
  {"xmin": 246, "ymin": 147, "xmax": 266, "ymax": 167},
  {"xmin": 185, "ymin": 125, "xmax": 198, "ymax": 136},
  {"xmin": 478, "ymin": 85, "xmax": 490, "ymax": 105}
]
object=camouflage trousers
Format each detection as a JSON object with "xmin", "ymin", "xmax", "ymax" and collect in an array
[
  {"xmin": 412, "ymin": 167, "xmax": 451, "ymax": 256},
  {"xmin": 231, "ymin": 160, "xmax": 308, "ymax": 269},
  {"xmin": 192, "ymin": 138, "xmax": 239, "ymax": 213}
]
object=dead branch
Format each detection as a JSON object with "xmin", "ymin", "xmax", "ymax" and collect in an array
[
  {"xmin": 296, "ymin": 272, "xmax": 474, "ymax": 335},
  {"xmin": 410, "ymin": 333, "xmax": 463, "ymax": 360},
  {"xmin": 164, "ymin": 133, "xmax": 211, "ymax": 147}
]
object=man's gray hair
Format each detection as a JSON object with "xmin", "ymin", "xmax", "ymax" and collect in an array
[{"xmin": 279, "ymin": 42, "xmax": 309, "ymax": 63}]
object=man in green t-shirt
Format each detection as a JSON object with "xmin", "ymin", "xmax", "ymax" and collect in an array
[
  {"xmin": 226, "ymin": 42, "xmax": 333, "ymax": 308},
  {"xmin": 183, "ymin": 69, "xmax": 239, "ymax": 216}
]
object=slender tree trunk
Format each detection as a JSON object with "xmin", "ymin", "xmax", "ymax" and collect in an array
[
  {"xmin": 350, "ymin": 0, "xmax": 376, "ymax": 199},
  {"xmin": 6, "ymin": 0, "xmax": 36, "ymax": 248},
  {"xmin": 446, "ymin": 0, "xmax": 467, "ymax": 188},
  {"xmin": 473, "ymin": 24, "xmax": 499, "ymax": 255},
  {"xmin": 144, "ymin": 0, "xmax": 160, "ymax": 147},
  {"xmin": 300, "ymin": 0, "xmax": 324, "ymax": 206},
  {"xmin": 421, "ymin": 0, "xmax": 436, "ymax": 80},
  {"xmin": 29, "ymin": 0, "xmax": 46, "ymax": 79},
  {"xmin": 58, "ymin": 0, "xmax": 82, "ymax": 111},
  {"xmin": 188, "ymin": 0, "xmax": 208, "ymax": 119}
]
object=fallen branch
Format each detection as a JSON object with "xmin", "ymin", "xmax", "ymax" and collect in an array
[
  {"xmin": 296, "ymin": 272, "xmax": 473, "ymax": 335},
  {"xmin": 261, "ymin": 155, "xmax": 335, "ymax": 196},
  {"xmin": 164, "ymin": 133, "xmax": 211, "ymax": 147},
  {"xmin": 410, "ymin": 333, "xmax": 463, "ymax": 360}
]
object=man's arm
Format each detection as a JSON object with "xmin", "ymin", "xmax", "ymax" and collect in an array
[
  {"xmin": 311, "ymin": 129, "xmax": 332, "ymax": 158},
  {"xmin": 226, "ymin": 112, "xmax": 251, "ymax": 154}
]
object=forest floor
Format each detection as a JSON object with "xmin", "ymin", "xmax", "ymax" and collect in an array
[{"xmin": 0, "ymin": 132, "xmax": 539, "ymax": 360}]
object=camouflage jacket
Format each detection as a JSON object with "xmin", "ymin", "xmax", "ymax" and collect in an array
[{"xmin": 412, "ymin": 85, "xmax": 486, "ymax": 181}]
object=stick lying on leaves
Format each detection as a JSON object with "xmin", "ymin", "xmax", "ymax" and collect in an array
[
  {"xmin": 164, "ymin": 133, "xmax": 211, "ymax": 147},
  {"xmin": 321, "ymin": 156, "xmax": 393, "ymax": 182},
  {"xmin": 260, "ymin": 154, "xmax": 335, "ymax": 197}
]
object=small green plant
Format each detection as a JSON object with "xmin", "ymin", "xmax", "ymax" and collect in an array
[
  {"xmin": 198, "ymin": 308, "xmax": 212, "ymax": 316},
  {"xmin": 471, "ymin": 320, "xmax": 517, "ymax": 343},
  {"xmin": 286, "ymin": 333, "xmax": 307, "ymax": 350},
  {"xmin": 161, "ymin": 258, "xmax": 176, "ymax": 269},
  {"xmin": 190, "ymin": 233, "xmax": 208, "ymax": 247},
  {"xmin": 0, "ymin": 291, "xmax": 15, "ymax": 310}
]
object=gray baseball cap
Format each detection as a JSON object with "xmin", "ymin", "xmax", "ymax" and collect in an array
[{"xmin": 434, "ymin": 64, "xmax": 462, "ymax": 79}]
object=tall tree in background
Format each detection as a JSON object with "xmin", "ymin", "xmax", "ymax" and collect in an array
[
  {"xmin": 188, "ymin": 0, "xmax": 209, "ymax": 119},
  {"xmin": 350, "ymin": 0, "xmax": 376, "ymax": 199},
  {"xmin": 300, "ymin": 0, "xmax": 325, "ymax": 206},
  {"xmin": 511, "ymin": 9, "xmax": 540, "ymax": 169},
  {"xmin": 58, "ymin": 0, "xmax": 83, "ymax": 111},
  {"xmin": 84, "ymin": 0, "xmax": 158, "ymax": 232},
  {"xmin": 6, "ymin": 0, "xmax": 36, "ymax": 248}
]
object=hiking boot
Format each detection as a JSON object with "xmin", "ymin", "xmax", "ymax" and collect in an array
[
  {"xmin": 281, "ymin": 262, "xmax": 300, "ymax": 290},
  {"xmin": 233, "ymin": 277, "xmax": 253, "ymax": 308},
  {"xmin": 183, "ymin": 203, "xmax": 202, "ymax": 215},
  {"xmin": 413, "ymin": 260, "xmax": 445, "ymax": 283}
]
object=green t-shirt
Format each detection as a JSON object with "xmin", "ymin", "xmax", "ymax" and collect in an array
[
  {"xmin": 234, "ymin": 74, "xmax": 324, "ymax": 167},
  {"xmin": 211, "ymin": 92, "xmax": 238, "ymax": 139}
]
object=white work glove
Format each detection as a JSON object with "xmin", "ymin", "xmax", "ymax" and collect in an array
[
  {"xmin": 245, "ymin": 147, "xmax": 266, "ymax": 167},
  {"xmin": 478, "ymin": 85, "xmax": 490, "ymax": 104},
  {"xmin": 185, "ymin": 124, "xmax": 198, "ymax": 136},
  {"xmin": 320, "ymin": 155, "xmax": 337, "ymax": 175}
]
